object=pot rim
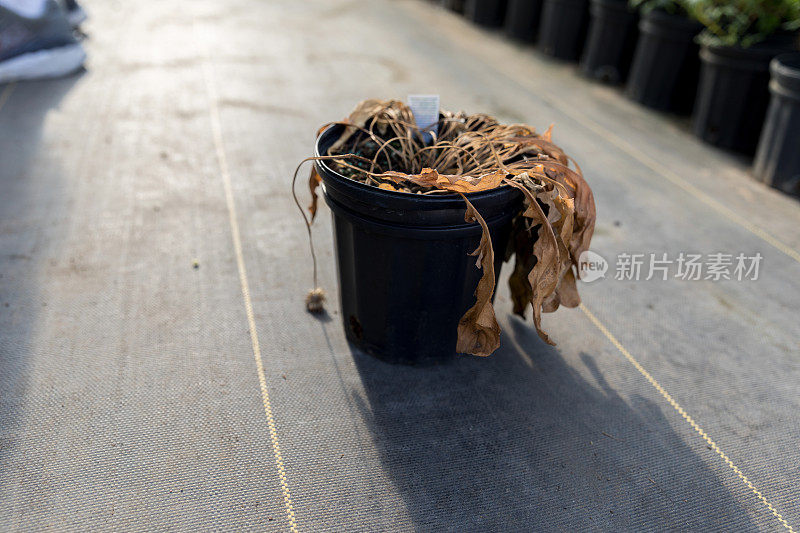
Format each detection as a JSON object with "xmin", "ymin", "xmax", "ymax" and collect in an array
[
  {"xmin": 699, "ymin": 43, "xmax": 782, "ymax": 71},
  {"xmin": 772, "ymin": 52, "xmax": 800, "ymax": 80},
  {"xmin": 769, "ymin": 52, "xmax": 800, "ymax": 98},
  {"xmin": 314, "ymin": 124, "xmax": 517, "ymax": 202}
]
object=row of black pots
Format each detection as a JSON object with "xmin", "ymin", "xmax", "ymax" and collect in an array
[{"xmin": 451, "ymin": 0, "xmax": 800, "ymax": 193}]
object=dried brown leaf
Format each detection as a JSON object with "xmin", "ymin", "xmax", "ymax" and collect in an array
[
  {"xmin": 308, "ymin": 166, "xmax": 323, "ymax": 222},
  {"xmin": 329, "ymin": 99, "xmax": 392, "ymax": 153},
  {"xmin": 542, "ymin": 123, "xmax": 554, "ymax": 142},
  {"xmin": 456, "ymin": 195, "xmax": 501, "ymax": 357},
  {"xmin": 539, "ymin": 161, "xmax": 596, "ymax": 266},
  {"xmin": 381, "ymin": 168, "xmax": 506, "ymax": 193},
  {"xmin": 506, "ymin": 181, "xmax": 561, "ymax": 345}
]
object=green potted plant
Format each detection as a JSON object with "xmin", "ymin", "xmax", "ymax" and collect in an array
[
  {"xmin": 625, "ymin": 0, "xmax": 703, "ymax": 112},
  {"xmin": 687, "ymin": 0, "xmax": 800, "ymax": 153}
]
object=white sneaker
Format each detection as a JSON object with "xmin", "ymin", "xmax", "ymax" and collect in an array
[{"xmin": 0, "ymin": 0, "xmax": 86, "ymax": 83}]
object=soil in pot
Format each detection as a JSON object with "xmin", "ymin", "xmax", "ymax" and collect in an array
[
  {"xmin": 465, "ymin": 0, "xmax": 508, "ymax": 27},
  {"xmin": 625, "ymin": 9, "xmax": 702, "ymax": 113},
  {"xmin": 505, "ymin": 0, "xmax": 544, "ymax": 42},
  {"xmin": 693, "ymin": 41, "xmax": 798, "ymax": 154},
  {"xmin": 754, "ymin": 53, "xmax": 800, "ymax": 195},
  {"xmin": 579, "ymin": 0, "xmax": 638, "ymax": 84},
  {"xmin": 538, "ymin": 0, "xmax": 590, "ymax": 61}
]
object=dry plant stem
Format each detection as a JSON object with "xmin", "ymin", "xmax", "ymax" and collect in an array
[{"xmin": 291, "ymin": 154, "xmax": 373, "ymax": 288}]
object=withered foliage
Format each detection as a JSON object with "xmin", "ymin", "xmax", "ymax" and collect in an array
[{"xmin": 296, "ymin": 99, "xmax": 596, "ymax": 356}]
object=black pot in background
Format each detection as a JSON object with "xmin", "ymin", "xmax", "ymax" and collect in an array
[
  {"xmin": 465, "ymin": 0, "xmax": 508, "ymax": 27},
  {"xmin": 538, "ymin": 0, "xmax": 590, "ymax": 61},
  {"xmin": 625, "ymin": 9, "xmax": 702, "ymax": 113},
  {"xmin": 315, "ymin": 126, "xmax": 523, "ymax": 365},
  {"xmin": 693, "ymin": 42, "xmax": 796, "ymax": 154},
  {"xmin": 754, "ymin": 53, "xmax": 800, "ymax": 195},
  {"xmin": 440, "ymin": 0, "xmax": 465, "ymax": 13},
  {"xmin": 579, "ymin": 0, "xmax": 638, "ymax": 84},
  {"xmin": 505, "ymin": 0, "xmax": 544, "ymax": 42}
]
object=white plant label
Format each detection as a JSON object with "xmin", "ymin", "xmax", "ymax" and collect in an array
[{"xmin": 408, "ymin": 94, "xmax": 440, "ymax": 143}]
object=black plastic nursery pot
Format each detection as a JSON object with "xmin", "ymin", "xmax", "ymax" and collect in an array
[
  {"xmin": 504, "ymin": 0, "xmax": 544, "ymax": 42},
  {"xmin": 579, "ymin": 0, "xmax": 638, "ymax": 84},
  {"xmin": 315, "ymin": 125, "xmax": 524, "ymax": 365},
  {"xmin": 754, "ymin": 53, "xmax": 800, "ymax": 195},
  {"xmin": 465, "ymin": 0, "xmax": 508, "ymax": 27},
  {"xmin": 625, "ymin": 9, "xmax": 701, "ymax": 113},
  {"xmin": 538, "ymin": 0, "xmax": 590, "ymax": 61},
  {"xmin": 693, "ymin": 42, "xmax": 795, "ymax": 154},
  {"xmin": 440, "ymin": 0, "xmax": 465, "ymax": 13}
]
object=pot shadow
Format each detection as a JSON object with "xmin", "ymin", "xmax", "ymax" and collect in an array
[
  {"xmin": 347, "ymin": 316, "xmax": 758, "ymax": 531},
  {"xmin": 309, "ymin": 308, "xmax": 334, "ymax": 323},
  {"xmin": 0, "ymin": 74, "xmax": 83, "ymax": 465}
]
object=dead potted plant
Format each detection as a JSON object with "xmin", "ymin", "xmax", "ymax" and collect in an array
[{"xmin": 293, "ymin": 100, "xmax": 596, "ymax": 364}]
